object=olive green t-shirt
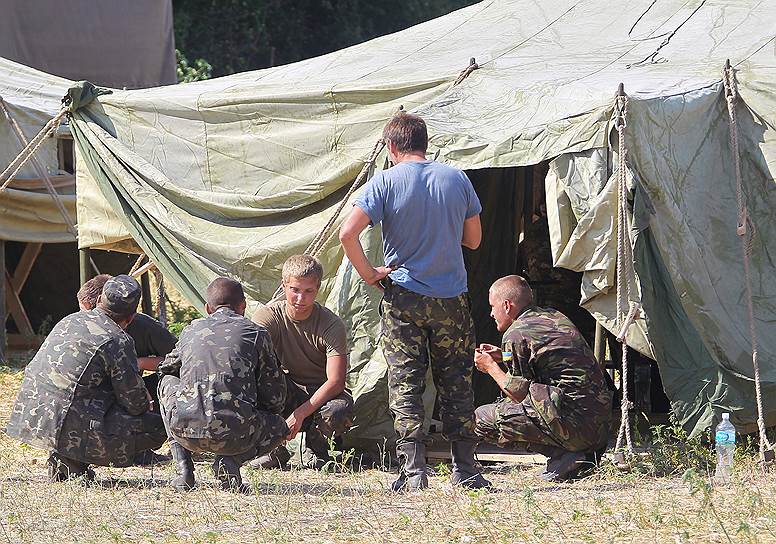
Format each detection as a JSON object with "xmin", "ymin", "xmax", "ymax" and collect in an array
[{"xmin": 252, "ymin": 301, "xmax": 347, "ymax": 388}]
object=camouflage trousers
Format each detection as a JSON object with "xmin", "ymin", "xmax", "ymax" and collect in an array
[
  {"xmin": 284, "ymin": 376, "xmax": 354, "ymax": 455},
  {"xmin": 475, "ymin": 398, "xmax": 610, "ymax": 453},
  {"xmin": 159, "ymin": 375, "xmax": 288, "ymax": 462},
  {"xmin": 381, "ymin": 283, "xmax": 477, "ymax": 445},
  {"xmin": 58, "ymin": 407, "xmax": 166, "ymax": 467}
]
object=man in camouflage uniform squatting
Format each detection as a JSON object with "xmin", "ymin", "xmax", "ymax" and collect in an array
[
  {"xmin": 6, "ymin": 275, "xmax": 166, "ymax": 482},
  {"xmin": 251, "ymin": 255, "xmax": 353, "ymax": 470},
  {"xmin": 474, "ymin": 275, "xmax": 612, "ymax": 481},
  {"xmin": 158, "ymin": 277, "xmax": 288, "ymax": 491},
  {"xmin": 77, "ymin": 274, "xmax": 178, "ymax": 465},
  {"xmin": 340, "ymin": 112, "xmax": 490, "ymax": 491}
]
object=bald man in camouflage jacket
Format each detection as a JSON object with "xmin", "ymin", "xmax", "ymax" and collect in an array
[
  {"xmin": 474, "ymin": 275, "xmax": 612, "ymax": 482},
  {"xmin": 158, "ymin": 277, "xmax": 288, "ymax": 492},
  {"xmin": 6, "ymin": 275, "xmax": 166, "ymax": 482}
]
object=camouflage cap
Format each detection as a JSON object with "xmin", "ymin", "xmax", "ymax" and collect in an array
[{"xmin": 101, "ymin": 274, "xmax": 141, "ymax": 315}]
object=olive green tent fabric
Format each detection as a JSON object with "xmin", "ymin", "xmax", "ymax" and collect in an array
[
  {"xmin": 0, "ymin": 57, "xmax": 76, "ymax": 243},
  {"xmin": 70, "ymin": 0, "xmax": 776, "ymax": 439}
]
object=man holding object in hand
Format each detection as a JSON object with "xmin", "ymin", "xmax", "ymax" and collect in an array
[
  {"xmin": 474, "ymin": 275, "xmax": 612, "ymax": 482},
  {"xmin": 339, "ymin": 112, "xmax": 489, "ymax": 491}
]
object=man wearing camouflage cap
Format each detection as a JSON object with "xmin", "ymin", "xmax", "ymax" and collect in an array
[
  {"xmin": 6, "ymin": 275, "xmax": 166, "ymax": 481},
  {"xmin": 474, "ymin": 275, "xmax": 612, "ymax": 482},
  {"xmin": 158, "ymin": 277, "xmax": 289, "ymax": 492}
]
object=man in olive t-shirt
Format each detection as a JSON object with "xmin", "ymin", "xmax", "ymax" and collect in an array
[{"xmin": 252, "ymin": 255, "xmax": 353, "ymax": 469}]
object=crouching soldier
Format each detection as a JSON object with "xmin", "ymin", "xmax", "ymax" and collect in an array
[
  {"xmin": 158, "ymin": 277, "xmax": 288, "ymax": 491},
  {"xmin": 474, "ymin": 275, "xmax": 612, "ymax": 482},
  {"xmin": 6, "ymin": 275, "xmax": 166, "ymax": 481},
  {"xmin": 251, "ymin": 255, "xmax": 353, "ymax": 470}
]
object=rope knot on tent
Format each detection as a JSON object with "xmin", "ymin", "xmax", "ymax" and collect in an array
[{"xmin": 453, "ymin": 58, "xmax": 479, "ymax": 87}]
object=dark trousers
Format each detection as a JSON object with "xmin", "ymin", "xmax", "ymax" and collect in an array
[{"xmin": 283, "ymin": 375, "xmax": 354, "ymax": 455}]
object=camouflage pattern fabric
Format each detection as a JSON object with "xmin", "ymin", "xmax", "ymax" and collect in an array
[
  {"xmin": 475, "ymin": 306, "xmax": 612, "ymax": 452},
  {"xmin": 284, "ymin": 376, "xmax": 354, "ymax": 455},
  {"xmin": 381, "ymin": 282, "xmax": 478, "ymax": 445},
  {"xmin": 158, "ymin": 307, "xmax": 289, "ymax": 456},
  {"xmin": 6, "ymin": 309, "xmax": 166, "ymax": 467},
  {"xmin": 159, "ymin": 375, "xmax": 287, "ymax": 459}
]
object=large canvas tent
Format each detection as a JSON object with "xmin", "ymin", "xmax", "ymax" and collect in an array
[{"xmin": 65, "ymin": 0, "xmax": 776, "ymax": 446}]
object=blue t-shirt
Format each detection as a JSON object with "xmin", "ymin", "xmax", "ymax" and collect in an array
[{"xmin": 353, "ymin": 160, "xmax": 481, "ymax": 298}]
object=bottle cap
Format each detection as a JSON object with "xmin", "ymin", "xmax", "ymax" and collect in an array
[{"xmin": 722, "ymin": 412, "xmax": 730, "ymax": 420}]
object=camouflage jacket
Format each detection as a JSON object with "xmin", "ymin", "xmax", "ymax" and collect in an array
[
  {"xmin": 501, "ymin": 306, "xmax": 612, "ymax": 434},
  {"xmin": 6, "ymin": 309, "xmax": 150, "ymax": 455},
  {"xmin": 158, "ymin": 307, "xmax": 286, "ymax": 442}
]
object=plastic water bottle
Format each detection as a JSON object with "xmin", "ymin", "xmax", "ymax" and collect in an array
[{"xmin": 714, "ymin": 413, "xmax": 735, "ymax": 483}]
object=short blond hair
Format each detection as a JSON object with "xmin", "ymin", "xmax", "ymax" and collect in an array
[
  {"xmin": 490, "ymin": 275, "xmax": 534, "ymax": 309},
  {"xmin": 282, "ymin": 255, "xmax": 323, "ymax": 285}
]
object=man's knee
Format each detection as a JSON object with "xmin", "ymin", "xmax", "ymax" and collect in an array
[{"xmin": 474, "ymin": 403, "xmax": 499, "ymax": 438}]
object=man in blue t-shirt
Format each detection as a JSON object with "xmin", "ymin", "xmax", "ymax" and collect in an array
[{"xmin": 339, "ymin": 112, "xmax": 490, "ymax": 491}]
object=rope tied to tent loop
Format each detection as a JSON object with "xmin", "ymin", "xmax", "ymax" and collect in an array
[
  {"xmin": 721, "ymin": 60, "xmax": 773, "ymax": 464},
  {"xmin": 453, "ymin": 58, "xmax": 479, "ymax": 87},
  {"xmin": 612, "ymin": 83, "xmax": 637, "ymax": 457},
  {"xmin": 0, "ymin": 102, "xmax": 69, "ymax": 195}
]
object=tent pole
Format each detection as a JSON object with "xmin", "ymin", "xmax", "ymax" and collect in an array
[
  {"xmin": 0, "ymin": 239, "xmax": 5, "ymax": 363},
  {"xmin": 79, "ymin": 248, "xmax": 92, "ymax": 286},
  {"xmin": 593, "ymin": 321, "xmax": 605, "ymax": 366}
]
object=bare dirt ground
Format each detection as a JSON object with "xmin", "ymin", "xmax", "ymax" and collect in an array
[{"xmin": 1, "ymin": 363, "xmax": 775, "ymax": 544}]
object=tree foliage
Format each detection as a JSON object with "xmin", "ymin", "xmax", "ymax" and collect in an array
[{"xmin": 173, "ymin": 0, "xmax": 478, "ymax": 77}]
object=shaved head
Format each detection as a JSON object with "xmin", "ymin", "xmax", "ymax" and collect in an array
[
  {"xmin": 490, "ymin": 275, "xmax": 533, "ymax": 308},
  {"xmin": 206, "ymin": 277, "xmax": 245, "ymax": 311}
]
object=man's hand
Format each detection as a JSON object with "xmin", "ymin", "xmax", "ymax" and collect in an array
[
  {"xmin": 145, "ymin": 389, "xmax": 154, "ymax": 412},
  {"xmin": 367, "ymin": 266, "xmax": 396, "ymax": 291},
  {"xmin": 285, "ymin": 406, "xmax": 311, "ymax": 440},
  {"xmin": 474, "ymin": 348, "xmax": 499, "ymax": 374},
  {"xmin": 478, "ymin": 343, "xmax": 502, "ymax": 361}
]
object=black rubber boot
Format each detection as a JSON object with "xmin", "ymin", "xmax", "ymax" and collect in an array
[
  {"xmin": 450, "ymin": 441, "xmax": 492, "ymax": 490},
  {"xmin": 390, "ymin": 441, "xmax": 429, "ymax": 492},
  {"xmin": 212, "ymin": 456, "xmax": 248, "ymax": 493},
  {"xmin": 169, "ymin": 442, "xmax": 195, "ymax": 491},
  {"xmin": 539, "ymin": 449, "xmax": 587, "ymax": 482},
  {"xmin": 47, "ymin": 451, "xmax": 93, "ymax": 482}
]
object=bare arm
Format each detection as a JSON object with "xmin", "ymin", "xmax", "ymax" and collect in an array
[
  {"xmin": 462, "ymin": 214, "xmax": 482, "ymax": 250},
  {"xmin": 339, "ymin": 207, "xmax": 394, "ymax": 288},
  {"xmin": 285, "ymin": 354, "xmax": 347, "ymax": 440}
]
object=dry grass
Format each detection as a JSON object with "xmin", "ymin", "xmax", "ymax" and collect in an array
[{"xmin": 2, "ymin": 365, "xmax": 776, "ymax": 543}]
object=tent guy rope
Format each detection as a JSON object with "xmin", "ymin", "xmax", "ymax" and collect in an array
[
  {"xmin": 722, "ymin": 60, "xmax": 774, "ymax": 465},
  {"xmin": 612, "ymin": 83, "xmax": 639, "ymax": 458},
  {"xmin": 269, "ymin": 132, "xmax": 388, "ymax": 303},
  {"xmin": 0, "ymin": 103, "xmax": 68, "ymax": 195}
]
